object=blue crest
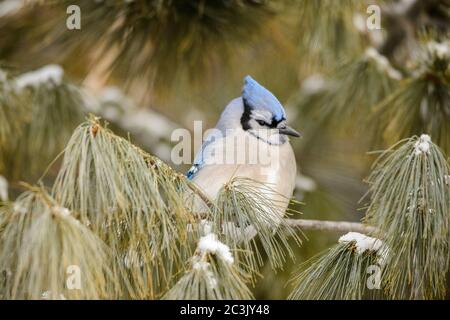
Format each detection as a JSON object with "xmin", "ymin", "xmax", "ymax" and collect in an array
[{"xmin": 242, "ymin": 75, "xmax": 286, "ymax": 121}]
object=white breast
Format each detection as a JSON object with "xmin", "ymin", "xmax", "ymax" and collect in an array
[{"xmin": 191, "ymin": 130, "xmax": 297, "ymax": 219}]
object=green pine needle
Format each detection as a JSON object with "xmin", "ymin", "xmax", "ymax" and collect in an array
[
  {"xmin": 374, "ymin": 41, "xmax": 450, "ymax": 153},
  {"xmin": 35, "ymin": 0, "xmax": 276, "ymax": 88},
  {"xmin": 163, "ymin": 232, "xmax": 253, "ymax": 300},
  {"xmin": 364, "ymin": 135, "xmax": 450, "ymax": 299},
  {"xmin": 288, "ymin": 239, "xmax": 385, "ymax": 300},
  {"xmin": 293, "ymin": 49, "xmax": 400, "ymax": 137},
  {"xmin": 212, "ymin": 177, "xmax": 302, "ymax": 274},
  {"xmin": 1, "ymin": 66, "xmax": 84, "ymax": 181},
  {"xmin": 0, "ymin": 70, "xmax": 28, "ymax": 172},
  {"xmin": 296, "ymin": 0, "xmax": 364, "ymax": 63},
  {"xmin": 52, "ymin": 117, "xmax": 196, "ymax": 298},
  {"xmin": 0, "ymin": 187, "xmax": 118, "ymax": 299}
]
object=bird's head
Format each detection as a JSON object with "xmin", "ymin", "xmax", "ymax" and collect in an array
[{"xmin": 240, "ymin": 75, "xmax": 300, "ymax": 145}]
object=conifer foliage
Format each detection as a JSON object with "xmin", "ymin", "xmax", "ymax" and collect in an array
[{"xmin": 0, "ymin": 0, "xmax": 449, "ymax": 300}]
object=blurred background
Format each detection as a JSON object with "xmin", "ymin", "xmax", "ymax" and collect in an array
[{"xmin": 0, "ymin": 0, "xmax": 449, "ymax": 298}]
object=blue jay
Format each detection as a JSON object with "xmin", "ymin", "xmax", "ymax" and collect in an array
[{"xmin": 187, "ymin": 76, "xmax": 300, "ymax": 220}]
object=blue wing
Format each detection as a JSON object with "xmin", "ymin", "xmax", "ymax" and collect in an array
[
  {"xmin": 186, "ymin": 130, "xmax": 222, "ymax": 180},
  {"xmin": 242, "ymin": 75, "xmax": 286, "ymax": 121},
  {"xmin": 186, "ymin": 166, "xmax": 198, "ymax": 180}
]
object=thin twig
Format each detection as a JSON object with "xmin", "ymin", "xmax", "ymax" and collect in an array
[
  {"xmin": 284, "ymin": 218, "xmax": 377, "ymax": 234},
  {"xmin": 186, "ymin": 179, "xmax": 377, "ymax": 235},
  {"xmin": 186, "ymin": 180, "xmax": 215, "ymax": 209}
]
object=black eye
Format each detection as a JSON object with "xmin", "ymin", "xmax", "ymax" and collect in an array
[{"xmin": 256, "ymin": 120, "xmax": 266, "ymax": 126}]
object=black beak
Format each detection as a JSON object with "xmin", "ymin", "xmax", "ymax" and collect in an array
[{"xmin": 278, "ymin": 125, "xmax": 301, "ymax": 137}]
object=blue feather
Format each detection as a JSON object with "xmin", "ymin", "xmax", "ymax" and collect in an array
[
  {"xmin": 186, "ymin": 165, "xmax": 198, "ymax": 180},
  {"xmin": 185, "ymin": 132, "xmax": 216, "ymax": 180},
  {"xmin": 187, "ymin": 76, "xmax": 286, "ymax": 180},
  {"xmin": 242, "ymin": 75, "xmax": 286, "ymax": 121}
]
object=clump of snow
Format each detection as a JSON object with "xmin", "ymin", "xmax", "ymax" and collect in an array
[
  {"xmin": 427, "ymin": 41, "xmax": 450, "ymax": 60},
  {"xmin": 352, "ymin": 13, "xmax": 366, "ymax": 33},
  {"xmin": 15, "ymin": 65, "xmax": 64, "ymax": 89},
  {"xmin": 13, "ymin": 202, "xmax": 27, "ymax": 214},
  {"xmin": 339, "ymin": 232, "xmax": 383, "ymax": 255},
  {"xmin": 445, "ymin": 175, "xmax": 450, "ymax": 185},
  {"xmin": 52, "ymin": 205, "xmax": 82, "ymax": 226},
  {"xmin": 197, "ymin": 233, "xmax": 234, "ymax": 265},
  {"xmin": 41, "ymin": 290, "xmax": 66, "ymax": 300},
  {"xmin": 0, "ymin": 175, "xmax": 8, "ymax": 201},
  {"xmin": 339, "ymin": 232, "xmax": 389, "ymax": 265},
  {"xmin": 365, "ymin": 47, "xmax": 403, "ymax": 80},
  {"xmin": 414, "ymin": 134, "xmax": 432, "ymax": 156},
  {"xmin": 301, "ymin": 74, "xmax": 327, "ymax": 94},
  {"xmin": 52, "ymin": 206, "xmax": 71, "ymax": 217},
  {"xmin": 295, "ymin": 174, "xmax": 317, "ymax": 192},
  {"xmin": 0, "ymin": 0, "xmax": 24, "ymax": 18},
  {"xmin": 188, "ymin": 221, "xmax": 236, "ymax": 288}
]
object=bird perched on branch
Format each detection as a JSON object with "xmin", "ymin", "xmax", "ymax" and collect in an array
[{"xmin": 187, "ymin": 76, "xmax": 300, "ymax": 221}]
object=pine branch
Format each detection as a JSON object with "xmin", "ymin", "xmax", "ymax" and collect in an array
[
  {"xmin": 163, "ymin": 231, "xmax": 253, "ymax": 300},
  {"xmin": 365, "ymin": 134, "xmax": 450, "ymax": 299},
  {"xmin": 187, "ymin": 177, "xmax": 376, "ymax": 235},
  {"xmin": 295, "ymin": 0, "xmax": 365, "ymax": 64},
  {"xmin": 51, "ymin": 117, "xmax": 203, "ymax": 299},
  {"xmin": 284, "ymin": 218, "xmax": 377, "ymax": 234},
  {"xmin": 85, "ymin": 86, "xmax": 179, "ymax": 163},
  {"xmin": 288, "ymin": 233, "xmax": 387, "ymax": 300},
  {"xmin": 379, "ymin": 0, "xmax": 449, "ymax": 58},
  {"xmin": 0, "ymin": 187, "xmax": 118, "ymax": 299},
  {"xmin": 25, "ymin": 0, "xmax": 277, "ymax": 89},
  {"xmin": 0, "ymin": 65, "xmax": 85, "ymax": 181},
  {"xmin": 373, "ymin": 40, "xmax": 450, "ymax": 154}
]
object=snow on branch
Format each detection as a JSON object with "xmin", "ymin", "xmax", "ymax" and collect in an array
[
  {"xmin": 339, "ymin": 232, "xmax": 382, "ymax": 254},
  {"xmin": 285, "ymin": 218, "xmax": 377, "ymax": 234},
  {"xmin": 15, "ymin": 65, "xmax": 64, "ymax": 89},
  {"xmin": 197, "ymin": 233, "xmax": 234, "ymax": 265},
  {"xmin": 413, "ymin": 134, "xmax": 431, "ymax": 155},
  {"xmin": 0, "ymin": 175, "xmax": 8, "ymax": 201},
  {"xmin": 427, "ymin": 40, "xmax": 450, "ymax": 60},
  {"xmin": 365, "ymin": 47, "xmax": 402, "ymax": 80}
]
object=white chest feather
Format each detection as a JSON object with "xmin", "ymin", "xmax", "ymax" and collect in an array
[{"xmin": 192, "ymin": 131, "xmax": 297, "ymax": 218}]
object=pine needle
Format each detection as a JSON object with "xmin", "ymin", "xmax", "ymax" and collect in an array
[
  {"xmin": 32, "ymin": 0, "xmax": 276, "ymax": 89},
  {"xmin": 0, "ymin": 70, "xmax": 28, "ymax": 172},
  {"xmin": 163, "ymin": 232, "xmax": 253, "ymax": 300},
  {"xmin": 364, "ymin": 135, "xmax": 450, "ymax": 299},
  {"xmin": 374, "ymin": 40, "xmax": 450, "ymax": 153},
  {"xmin": 1, "ymin": 66, "xmax": 84, "ymax": 181},
  {"xmin": 288, "ymin": 240, "xmax": 385, "ymax": 300},
  {"xmin": 294, "ymin": 49, "xmax": 400, "ymax": 136},
  {"xmin": 296, "ymin": 0, "xmax": 364, "ymax": 64},
  {"xmin": 0, "ymin": 187, "xmax": 117, "ymax": 299},
  {"xmin": 52, "ymin": 117, "xmax": 195, "ymax": 298},
  {"xmin": 212, "ymin": 177, "xmax": 302, "ymax": 275}
]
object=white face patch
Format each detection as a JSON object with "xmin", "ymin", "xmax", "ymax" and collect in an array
[
  {"xmin": 250, "ymin": 129, "xmax": 286, "ymax": 145},
  {"xmin": 250, "ymin": 109, "xmax": 273, "ymax": 124},
  {"xmin": 248, "ymin": 110, "xmax": 288, "ymax": 145},
  {"xmin": 248, "ymin": 110, "xmax": 286, "ymax": 145}
]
